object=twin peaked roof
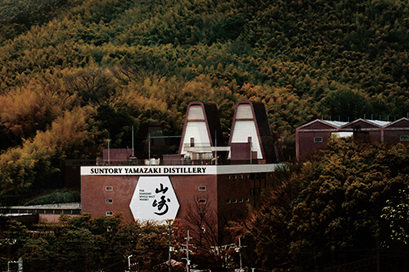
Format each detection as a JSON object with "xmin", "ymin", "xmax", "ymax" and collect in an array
[
  {"xmin": 298, "ymin": 117, "xmax": 409, "ymax": 131},
  {"xmin": 178, "ymin": 101, "xmax": 276, "ymax": 162}
]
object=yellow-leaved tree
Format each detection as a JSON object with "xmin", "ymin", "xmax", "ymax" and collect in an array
[{"xmin": 0, "ymin": 108, "xmax": 93, "ymax": 196}]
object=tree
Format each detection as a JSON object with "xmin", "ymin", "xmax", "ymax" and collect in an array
[
  {"xmin": 20, "ymin": 238, "xmax": 53, "ymax": 272},
  {"xmin": 0, "ymin": 108, "xmax": 93, "ymax": 196},
  {"xmin": 53, "ymin": 228, "xmax": 97, "ymax": 272},
  {"xmin": 134, "ymin": 222, "xmax": 169, "ymax": 270},
  {"xmin": 0, "ymin": 220, "xmax": 29, "ymax": 269},
  {"xmin": 240, "ymin": 140, "xmax": 409, "ymax": 271},
  {"xmin": 322, "ymin": 89, "xmax": 371, "ymax": 121},
  {"xmin": 94, "ymin": 104, "xmax": 135, "ymax": 148}
]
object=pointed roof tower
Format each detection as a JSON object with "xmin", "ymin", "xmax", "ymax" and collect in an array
[
  {"xmin": 178, "ymin": 102, "xmax": 222, "ymax": 156},
  {"xmin": 228, "ymin": 101, "xmax": 276, "ymax": 162}
]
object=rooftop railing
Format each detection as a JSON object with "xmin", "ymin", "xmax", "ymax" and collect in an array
[{"xmin": 65, "ymin": 157, "xmax": 265, "ymax": 166}]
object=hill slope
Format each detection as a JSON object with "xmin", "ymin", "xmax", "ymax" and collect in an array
[{"xmin": 0, "ymin": 0, "xmax": 409, "ymax": 196}]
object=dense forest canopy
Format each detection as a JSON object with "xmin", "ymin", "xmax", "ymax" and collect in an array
[
  {"xmin": 0, "ymin": 0, "xmax": 409, "ymax": 196},
  {"xmin": 0, "ymin": 215, "xmax": 176, "ymax": 272},
  {"xmin": 238, "ymin": 140, "xmax": 409, "ymax": 271}
]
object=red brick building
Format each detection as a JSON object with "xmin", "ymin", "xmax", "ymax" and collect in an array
[
  {"xmin": 383, "ymin": 117, "xmax": 409, "ymax": 145},
  {"xmin": 339, "ymin": 118, "xmax": 390, "ymax": 143},
  {"xmin": 296, "ymin": 118, "xmax": 409, "ymax": 160},
  {"xmin": 81, "ymin": 101, "xmax": 281, "ymax": 240},
  {"xmin": 296, "ymin": 119, "xmax": 347, "ymax": 160}
]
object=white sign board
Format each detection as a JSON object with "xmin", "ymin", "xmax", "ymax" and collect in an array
[
  {"xmin": 81, "ymin": 164, "xmax": 283, "ymax": 176},
  {"xmin": 81, "ymin": 166, "xmax": 214, "ymax": 175},
  {"xmin": 129, "ymin": 176, "xmax": 179, "ymax": 222}
]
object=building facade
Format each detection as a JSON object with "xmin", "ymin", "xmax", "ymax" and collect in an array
[
  {"xmin": 296, "ymin": 120, "xmax": 347, "ymax": 160},
  {"xmin": 383, "ymin": 118, "xmax": 409, "ymax": 144},
  {"xmin": 81, "ymin": 101, "xmax": 281, "ymax": 239},
  {"xmin": 296, "ymin": 117, "xmax": 409, "ymax": 159}
]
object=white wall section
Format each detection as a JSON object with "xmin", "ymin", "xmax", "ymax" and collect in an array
[
  {"xmin": 187, "ymin": 106, "xmax": 205, "ymax": 120},
  {"xmin": 236, "ymin": 105, "xmax": 253, "ymax": 119},
  {"xmin": 230, "ymin": 120, "xmax": 262, "ymax": 159}
]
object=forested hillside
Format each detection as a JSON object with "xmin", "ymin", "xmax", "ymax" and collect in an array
[{"xmin": 0, "ymin": 0, "xmax": 409, "ymax": 196}]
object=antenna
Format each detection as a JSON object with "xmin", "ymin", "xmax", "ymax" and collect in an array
[
  {"xmin": 107, "ymin": 131, "xmax": 111, "ymax": 165},
  {"xmin": 131, "ymin": 125, "xmax": 135, "ymax": 157},
  {"xmin": 215, "ymin": 129, "xmax": 218, "ymax": 165},
  {"xmin": 148, "ymin": 131, "xmax": 151, "ymax": 160}
]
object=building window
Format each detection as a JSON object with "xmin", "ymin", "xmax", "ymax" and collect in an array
[
  {"xmin": 198, "ymin": 186, "xmax": 206, "ymax": 191},
  {"xmin": 198, "ymin": 199, "xmax": 206, "ymax": 204},
  {"xmin": 251, "ymin": 188, "xmax": 260, "ymax": 196},
  {"xmin": 105, "ymin": 186, "xmax": 113, "ymax": 191},
  {"xmin": 400, "ymin": 135, "xmax": 409, "ymax": 141},
  {"xmin": 239, "ymin": 198, "xmax": 244, "ymax": 203},
  {"xmin": 106, "ymin": 211, "xmax": 113, "ymax": 216},
  {"xmin": 245, "ymin": 198, "xmax": 250, "ymax": 202},
  {"xmin": 232, "ymin": 199, "xmax": 238, "ymax": 203},
  {"xmin": 106, "ymin": 199, "xmax": 113, "ymax": 204},
  {"xmin": 314, "ymin": 137, "xmax": 323, "ymax": 143},
  {"xmin": 190, "ymin": 137, "xmax": 195, "ymax": 147},
  {"xmin": 226, "ymin": 199, "xmax": 231, "ymax": 204}
]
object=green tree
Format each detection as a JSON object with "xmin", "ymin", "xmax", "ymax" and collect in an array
[
  {"xmin": 53, "ymin": 228, "xmax": 98, "ymax": 272},
  {"xmin": 322, "ymin": 89, "xmax": 371, "ymax": 121},
  {"xmin": 20, "ymin": 238, "xmax": 52, "ymax": 272},
  {"xmin": 241, "ymin": 140, "xmax": 409, "ymax": 271},
  {"xmin": 0, "ymin": 221, "xmax": 29, "ymax": 268}
]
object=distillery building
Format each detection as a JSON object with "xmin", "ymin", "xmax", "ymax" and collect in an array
[
  {"xmin": 295, "ymin": 119, "xmax": 347, "ymax": 160},
  {"xmin": 296, "ymin": 117, "xmax": 409, "ymax": 159},
  {"xmin": 81, "ymin": 101, "xmax": 282, "ymax": 238}
]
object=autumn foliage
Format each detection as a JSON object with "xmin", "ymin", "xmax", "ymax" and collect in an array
[
  {"xmin": 1, "ymin": 0, "xmax": 409, "ymax": 197},
  {"xmin": 240, "ymin": 139, "xmax": 409, "ymax": 271}
]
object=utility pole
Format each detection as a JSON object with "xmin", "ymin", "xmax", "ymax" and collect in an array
[
  {"xmin": 183, "ymin": 230, "xmax": 194, "ymax": 272},
  {"xmin": 127, "ymin": 255, "xmax": 133, "ymax": 272},
  {"xmin": 168, "ymin": 221, "xmax": 172, "ymax": 272},
  {"xmin": 236, "ymin": 237, "xmax": 247, "ymax": 272}
]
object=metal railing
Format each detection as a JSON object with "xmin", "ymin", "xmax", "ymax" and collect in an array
[{"xmin": 65, "ymin": 158, "xmax": 265, "ymax": 166}]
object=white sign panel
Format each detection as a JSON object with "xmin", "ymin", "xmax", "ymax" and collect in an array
[
  {"xmin": 129, "ymin": 176, "xmax": 179, "ymax": 222},
  {"xmin": 80, "ymin": 164, "xmax": 283, "ymax": 176},
  {"xmin": 81, "ymin": 166, "xmax": 214, "ymax": 176}
]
